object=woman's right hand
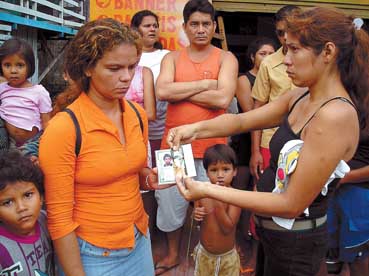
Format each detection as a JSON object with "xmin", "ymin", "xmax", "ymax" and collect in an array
[{"xmin": 166, "ymin": 124, "xmax": 198, "ymax": 150}]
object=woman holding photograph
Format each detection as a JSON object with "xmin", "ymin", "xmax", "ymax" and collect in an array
[
  {"xmin": 39, "ymin": 18, "xmax": 169, "ymax": 276},
  {"xmin": 167, "ymin": 7, "xmax": 369, "ymax": 276}
]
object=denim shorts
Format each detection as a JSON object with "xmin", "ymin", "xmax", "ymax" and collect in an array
[{"xmin": 57, "ymin": 227, "xmax": 154, "ymax": 276}]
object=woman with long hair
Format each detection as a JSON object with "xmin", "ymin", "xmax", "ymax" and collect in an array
[
  {"xmin": 39, "ymin": 18, "xmax": 167, "ymax": 276},
  {"xmin": 168, "ymin": 7, "xmax": 369, "ymax": 276}
]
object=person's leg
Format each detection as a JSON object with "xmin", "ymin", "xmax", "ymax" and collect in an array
[
  {"xmin": 335, "ymin": 186, "xmax": 369, "ymax": 276},
  {"xmin": 0, "ymin": 117, "xmax": 9, "ymax": 151},
  {"xmin": 155, "ymin": 186, "xmax": 189, "ymax": 273},
  {"xmin": 218, "ymin": 248, "xmax": 240, "ymax": 276},
  {"xmin": 154, "ymin": 159, "xmax": 208, "ymax": 274},
  {"xmin": 193, "ymin": 243, "xmax": 217, "ymax": 276},
  {"xmin": 258, "ymin": 224, "xmax": 328, "ymax": 276},
  {"xmin": 154, "ymin": 227, "xmax": 182, "ymax": 274}
]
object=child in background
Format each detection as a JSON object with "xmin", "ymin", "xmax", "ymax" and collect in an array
[
  {"xmin": 125, "ymin": 64, "xmax": 156, "ymax": 121},
  {"xmin": 0, "ymin": 151, "xmax": 54, "ymax": 276},
  {"xmin": 193, "ymin": 144, "xmax": 241, "ymax": 276},
  {"xmin": 125, "ymin": 64, "xmax": 155, "ymax": 168},
  {"xmin": 0, "ymin": 38, "xmax": 52, "ymax": 160}
]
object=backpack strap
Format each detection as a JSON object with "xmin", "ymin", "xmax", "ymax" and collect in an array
[
  {"xmin": 64, "ymin": 108, "xmax": 81, "ymax": 156},
  {"xmin": 63, "ymin": 101, "xmax": 143, "ymax": 157},
  {"xmin": 126, "ymin": 100, "xmax": 144, "ymax": 134}
]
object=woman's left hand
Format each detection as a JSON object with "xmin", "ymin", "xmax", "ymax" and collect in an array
[
  {"xmin": 148, "ymin": 168, "xmax": 175, "ymax": 190},
  {"xmin": 175, "ymin": 171, "xmax": 207, "ymax": 201}
]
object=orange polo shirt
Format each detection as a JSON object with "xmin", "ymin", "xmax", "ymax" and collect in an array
[{"xmin": 39, "ymin": 93, "xmax": 149, "ymax": 249}]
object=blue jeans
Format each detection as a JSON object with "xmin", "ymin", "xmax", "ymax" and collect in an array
[{"xmin": 57, "ymin": 228, "xmax": 154, "ymax": 276}]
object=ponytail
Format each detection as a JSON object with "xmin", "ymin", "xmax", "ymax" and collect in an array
[
  {"xmin": 341, "ymin": 27, "xmax": 369, "ymax": 129},
  {"xmin": 286, "ymin": 7, "xmax": 369, "ymax": 129}
]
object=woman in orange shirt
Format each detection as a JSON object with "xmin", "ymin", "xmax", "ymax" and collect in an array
[{"xmin": 39, "ymin": 18, "xmax": 166, "ymax": 276}]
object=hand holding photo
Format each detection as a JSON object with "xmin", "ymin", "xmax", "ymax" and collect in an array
[{"xmin": 156, "ymin": 144, "xmax": 196, "ymax": 185}]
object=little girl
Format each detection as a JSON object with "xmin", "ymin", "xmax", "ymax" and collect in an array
[
  {"xmin": 0, "ymin": 38, "xmax": 52, "ymax": 159},
  {"xmin": 126, "ymin": 64, "xmax": 156, "ymax": 120},
  {"xmin": 126, "ymin": 64, "xmax": 156, "ymax": 167},
  {"xmin": 0, "ymin": 151, "xmax": 54, "ymax": 275}
]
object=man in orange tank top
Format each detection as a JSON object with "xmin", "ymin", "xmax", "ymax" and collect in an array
[{"xmin": 154, "ymin": 0, "xmax": 238, "ymax": 274}]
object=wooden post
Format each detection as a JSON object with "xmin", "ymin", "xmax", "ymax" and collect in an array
[{"xmin": 217, "ymin": 16, "xmax": 228, "ymax": 51}]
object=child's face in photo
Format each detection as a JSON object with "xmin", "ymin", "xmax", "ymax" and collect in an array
[
  {"xmin": 164, "ymin": 156, "xmax": 172, "ymax": 166},
  {"xmin": 206, "ymin": 162, "xmax": 236, "ymax": 187},
  {"xmin": 0, "ymin": 181, "xmax": 42, "ymax": 236}
]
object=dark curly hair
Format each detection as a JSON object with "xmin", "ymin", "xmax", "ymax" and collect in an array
[
  {"xmin": 0, "ymin": 151, "xmax": 44, "ymax": 195},
  {"xmin": 65, "ymin": 18, "xmax": 142, "ymax": 93},
  {"xmin": 52, "ymin": 18, "xmax": 142, "ymax": 114}
]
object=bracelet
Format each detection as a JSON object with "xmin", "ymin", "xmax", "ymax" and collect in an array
[{"xmin": 145, "ymin": 174, "xmax": 152, "ymax": 190}]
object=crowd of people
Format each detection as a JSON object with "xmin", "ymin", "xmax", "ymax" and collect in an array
[{"xmin": 1, "ymin": 0, "xmax": 368, "ymax": 276}]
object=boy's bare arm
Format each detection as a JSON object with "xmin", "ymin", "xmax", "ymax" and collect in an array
[{"xmin": 213, "ymin": 201, "xmax": 241, "ymax": 235}]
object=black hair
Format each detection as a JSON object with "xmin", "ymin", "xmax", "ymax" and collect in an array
[
  {"xmin": 163, "ymin": 153, "xmax": 172, "ymax": 160},
  {"xmin": 183, "ymin": 0, "xmax": 215, "ymax": 24},
  {"xmin": 246, "ymin": 37, "xmax": 277, "ymax": 65},
  {"xmin": 131, "ymin": 10, "xmax": 159, "ymax": 29},
  {"xmin": 0, "ymin": 38, "xmax": 35, "ymax": 78},
  {"xmin": 275, "ymin": 5, "xmax": 301, "ymax": 23},
  {"xmin": 0, "ymin": 151, "xmax": 44, "ymax": 195},
  {"xmin": 203, "ymin": 144, "xmax": 237, "ymax": 170},
  {"xmin": 131, "ymin": 10, "xmax": 163, "ymax": 50}
]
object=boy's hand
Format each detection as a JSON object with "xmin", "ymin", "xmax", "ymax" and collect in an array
[
  {"xmin": 193, "ymin": 205, "xmax": 208, "ymax": 221},
  {"xmin": 193, "ymin": 201, "xmax": 213, "ymax": 221}
]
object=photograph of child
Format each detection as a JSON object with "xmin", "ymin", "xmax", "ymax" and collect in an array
[
  {"xmin": 163, "ymin": 153, "xmax": 173, "ymax": 167},
  {"xmin": 157, "ymin": 149, "xmax": 176, "ymax": 185},
  {"xmin": 156, "ymin": 144, "xmax": 196, "ymax": 185}
]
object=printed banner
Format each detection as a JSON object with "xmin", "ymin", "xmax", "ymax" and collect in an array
[{"xmin": 90, "ymin": 0, "xmax": 190, "ymax": 50}]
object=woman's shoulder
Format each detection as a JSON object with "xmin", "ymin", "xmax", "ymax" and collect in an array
[
  {"xmin": 44, "ymin": 107, "xmax": 77, "ymax": 136},
  {"xmin": 126, "ymin": 99, "xmax": 147, "ymax": 119},
  {"xmin": 315, "ymin": 96, "xmax": 357, "ymax": 122}
]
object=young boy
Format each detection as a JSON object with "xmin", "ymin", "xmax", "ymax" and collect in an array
[
  {"xmin": 193, "ymin": 144, "xmax": 241, "ymax": 276},
  {"xmin": 0, "ymin": 151, "xmax": 54, "ymax": 276}
]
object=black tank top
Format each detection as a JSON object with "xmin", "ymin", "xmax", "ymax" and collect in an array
[
  {"xmin": 256, "ymin": 91, "xmax": 357, "ymax": 218},
  {"xmin": 236, "ymin": 71, "xmax": 256, "ymax": 113},
  {"xmin": 347, "ymin": 129, "xmax": 369, "ymax": 189},
  {"xmin": 231, "ymin": 72, "xmax": 256, "ymax": 165}
]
